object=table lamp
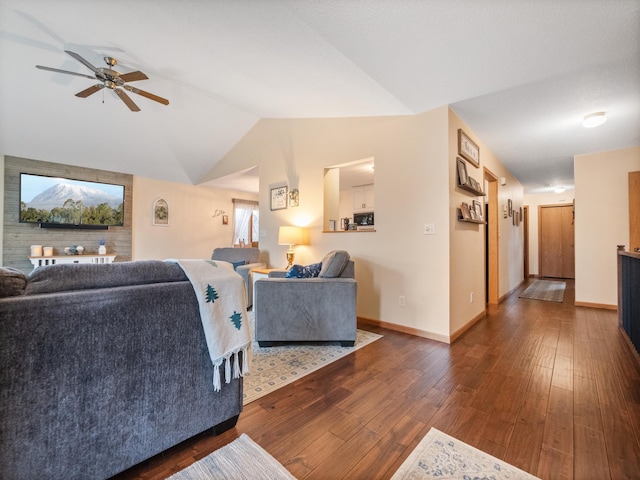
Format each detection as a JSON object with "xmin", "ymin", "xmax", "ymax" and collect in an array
[{"xmin": 278, "ymin": 226, "xmax": 303, "ymax": 269}]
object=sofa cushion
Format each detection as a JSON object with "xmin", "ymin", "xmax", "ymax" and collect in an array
[
  {"xmin": 0, "ymin": 267, "xmax": 27, "ymax": 297},
  {"xmin": 285, "ymin": 262, "xmax": 322, "ymax": 278},
  {"xmin": 318, "ymin": 250, "xmax": 350, "ymax": 278},
  {"xmin": 25, "ymin": 260, "xmax": 188, "ymax": 295}
]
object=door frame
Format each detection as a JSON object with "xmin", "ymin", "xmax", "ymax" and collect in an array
[{"xmin": 523, "ymin": 205, "xmax": 529, "ymax": 278}]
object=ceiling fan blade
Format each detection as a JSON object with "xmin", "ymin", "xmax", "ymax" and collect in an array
[
  {"xmin": 119, "ymin": 71, "xmax": 148, "ymax": 83},
  {"xmin": 75, "ymin": 84, "xmax": 104, "ymax": 98},
  {"xmin": 123, "ymin": 85, "xmax": 169, "ymax": 105},
  {"xmin": 114, "ymin": 88, "xmax": 140, "ymax": 112},
  {"xmin": 65, "ymin": 50, "xmax": 100, "ymax": 74},
  {"xmin": 35, "ymin": 65, "xmax": 95, "ymax": 80}
]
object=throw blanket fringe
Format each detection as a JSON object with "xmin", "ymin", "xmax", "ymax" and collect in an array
[{"xmin": 167, "ymin": 259, "xmax": 252, "ymax": 391}]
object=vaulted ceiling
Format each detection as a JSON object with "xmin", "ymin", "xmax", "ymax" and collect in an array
[{"xmin": 1, "ymin": 1, "xmax": 638, "ymax": 194}]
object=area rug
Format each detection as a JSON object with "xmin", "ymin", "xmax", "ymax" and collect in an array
[
  {"xmin": 167, "ymin": 434, "xmax": 295, "ymax": 480},
  {"xmin": 518, "ymin": 279, "xmax": 566, "ymax": 303},
  {"xmin": 391, "ymin": 428, "xmax": 540, "ymax": 479},
  {"xmin": 243, "ymin": 313, "xmax": 382, "ymax": 404}
]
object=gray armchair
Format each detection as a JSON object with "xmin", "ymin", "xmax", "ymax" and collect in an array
[
  {"xmin": 254, "ymin": 250, "xmax": 357, "ymax": 347},
  {"xmin": 211, "ymin": 247, "xmax": 266, "ymax": 309}
]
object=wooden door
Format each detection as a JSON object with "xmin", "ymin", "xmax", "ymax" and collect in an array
[{"xmin": 539, "ymin": 204, "xmax": 575, "ymax": 278}]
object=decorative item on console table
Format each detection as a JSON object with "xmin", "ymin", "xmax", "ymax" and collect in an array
[
  {"xmin": 28, "ymin": 254, "xmax": 116, "ymax": 268},
  {"xmin": 98, "ymin": 239, "xmax": 107, "ymax": 255}
]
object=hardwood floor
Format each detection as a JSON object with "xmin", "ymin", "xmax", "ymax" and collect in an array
[{"xmin": 113, "ymin": 279, "xmax": 640, "ymax": 479}]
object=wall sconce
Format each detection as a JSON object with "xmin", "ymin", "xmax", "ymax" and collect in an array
[
  {"xmin": 500, "ymin": 177, "xmax": 506, "ymax": 186},
  {"xmin": 289, "ymin": 189, "xmax": 299, "ymax": 207},
  {"xmin": 278, "ymin": 226, "xmax": 304, "ymax": 268}
]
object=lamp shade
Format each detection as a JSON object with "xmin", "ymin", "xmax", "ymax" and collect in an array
[{"xmin": 278, "ymin": 226, "xmax": 303, "ymax": 246}]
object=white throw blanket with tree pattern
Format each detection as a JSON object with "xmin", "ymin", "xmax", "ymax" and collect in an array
[{"xmin": 167, "ymin": 259, "xmax": 251, "ymax": 391}]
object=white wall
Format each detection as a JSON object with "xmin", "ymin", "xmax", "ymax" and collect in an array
[
  {"xmin": 523, "ymin": 191, "xmax": 575, "ymax": 276},
  {"xmin": 203, "ymin": 109, "xmax": 453, "ymax": 341},
  {"xmin": 203, "ymin": 106, "xmax": 525, "ymax": 341},
  {"xmin": 574, "ymin": 146, "xmax": 640, "ymax": 307},
  {"xmin": 132, "ymin": 176, "xmax": 258, "ymax": 261},
  {"xmin": 448, "ymin": 110, "xmax": 524, "ymax": 333}
]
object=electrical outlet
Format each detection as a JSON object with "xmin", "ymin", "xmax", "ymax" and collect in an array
[
  {"xmin": 470, "ymin": 292, "xmax": 474, "ymax": 303},
  {"xmin": 399, "ymin": 295, "xmax": 406, "ymax": 307},
  {"xmin": 424, "ymin": 223, "xmax": 436, "ymax": 235}
]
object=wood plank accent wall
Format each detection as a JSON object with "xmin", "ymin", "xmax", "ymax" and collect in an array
[{"xmin": 3, "ymin": 156, "xmax": 133, "ymax": 273}]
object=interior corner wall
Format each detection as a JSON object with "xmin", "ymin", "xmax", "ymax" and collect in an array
[
  {"xmin": 204, "ymin": 108, "xmax": 452, "ymax": 341},
  {"xmin": 574, "ymin": 146, "xmax": 640, "ymax": 306},
  {"xmin": 132, "ymin": 176, "xmax": 258, "ymax": 261},
  {"xmin": 522, "ymin": 191, "xmax": 575, "ymax": 276},
  {"xmin": 448, "ymin": 108, "xmax": 524, "ymax": 335},
  {"xmin": 3, "ymin": 156, "xmax": 133, "ymax": 273}
]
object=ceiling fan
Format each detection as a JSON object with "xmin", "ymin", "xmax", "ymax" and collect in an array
[{"xmin": 36, "ymin": 50, "xmax": 169, "ymax": 112}]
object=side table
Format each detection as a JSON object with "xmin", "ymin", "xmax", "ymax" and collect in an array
[{"xmin": 251, "ymin": 268, "xmax": 277, "ymax": 309}]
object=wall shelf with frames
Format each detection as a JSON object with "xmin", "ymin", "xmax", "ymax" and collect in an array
[{"xmin": 456, "ymin": 157, "xmax": 485, "ymax": 223}]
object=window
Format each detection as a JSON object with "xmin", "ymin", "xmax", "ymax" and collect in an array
[{"xmin": 233, "ymin": 199, "xmax": 259, "ymax": 246}]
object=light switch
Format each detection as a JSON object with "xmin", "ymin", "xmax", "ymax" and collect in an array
[{"xmin": 424, "ymin": 224, "xmax": 436, "ymax": 235}]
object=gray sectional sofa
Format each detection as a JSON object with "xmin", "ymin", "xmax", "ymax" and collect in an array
[{"xmin": 0, "ymin": 261, "xmax": 244, "ymax": 480}]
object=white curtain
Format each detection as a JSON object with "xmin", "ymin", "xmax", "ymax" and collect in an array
[{"xmin": 233, "ymin": 202, "xmax": 259, "ymax": 245}]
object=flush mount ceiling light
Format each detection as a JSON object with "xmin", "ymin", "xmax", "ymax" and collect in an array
[
  {"xmin": 582, "ymin": 112, "xmax": 607, "ymax": 128},
  {"xmin": 554, "ymin": 186, "xmax": 566, "ymax": 194}
]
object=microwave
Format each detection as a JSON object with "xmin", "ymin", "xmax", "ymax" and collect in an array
[{"xmin": 353, "ymin": 212, "xmax": 374, "ymax": 226}]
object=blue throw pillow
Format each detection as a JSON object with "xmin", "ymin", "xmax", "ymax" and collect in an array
[
  {"xmin": 285, "ymin": 262, "xmax": 322, "ymax": 278},
  {"xmin": 231, "ymin": 260, "xmax": 246, "ymax": 271}
]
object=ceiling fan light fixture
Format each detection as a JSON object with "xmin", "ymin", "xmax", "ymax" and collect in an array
[{"xmin": 582, "ymin": 112, "xmax": 607, "ymax": 128}]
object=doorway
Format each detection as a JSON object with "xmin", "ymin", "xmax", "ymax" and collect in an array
[
  {"xmin": 538, "ymin": 204, "xmax": 575, "ymax": 278},
  {"xmin": 484, "ymin": 168, "xmax": 499, "ymax": 304}
]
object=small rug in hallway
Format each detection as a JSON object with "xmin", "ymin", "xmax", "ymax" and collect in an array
[
  {"xmin": 167, "ymin": 434, "xmax": 295, "ymax": 480},
  {"xmin": 243, "ymin": 320, "xmax": 382, "ymax": 404},
  {"xmin": 519, "ymin": 279, "xmax": 566, "ymax": 303},
  {"xmin": 391, "ymin": 428, "xmax": 540, "ymax": 480}
]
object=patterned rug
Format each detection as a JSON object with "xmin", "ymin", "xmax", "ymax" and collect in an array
[
  {"xmin": 167, "ymin": 434, "xmax": 295, "ymax": 480},
  {"xmin": 243, "ymin": 314, "xmax": 382, "ymax": 404},
  {"xmin": 391, "ymin": 428, "xmax": 540, "ymax": 479},
  {"xmin": 518, "ymin": 279, "xmax": 566, "ymax": 303}
]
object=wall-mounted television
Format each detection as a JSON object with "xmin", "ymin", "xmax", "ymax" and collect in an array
[{"xmin": 19, "ymin": 173, "xmax": 125, "ymax": 229}]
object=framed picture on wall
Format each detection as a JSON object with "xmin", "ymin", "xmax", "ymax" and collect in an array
[
  {"xmin": 456, "ymin": 157, "xmax": 469, "ymax": 186},
  {"xmin": 460, "ymin": 202, "xmax": 471, "ymax": 220},
  {"xmin": 270, "ymin": 186, "xmax": 288, "ymax": 211},
  {"xmin": 458, "ymin": 129, "xmax": 480, "ymax": 167},
  {"xmin": 152, "ymin": 198, "xmax": 169, "ymax": 226},
  {"xmin": 473, "ymin": 200, "xmax": 483, "ymax": 220}
]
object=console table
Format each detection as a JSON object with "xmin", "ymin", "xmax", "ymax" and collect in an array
[{"xmin": 29, "ymin": 254, "xmax": 116, "ymax": 269}]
